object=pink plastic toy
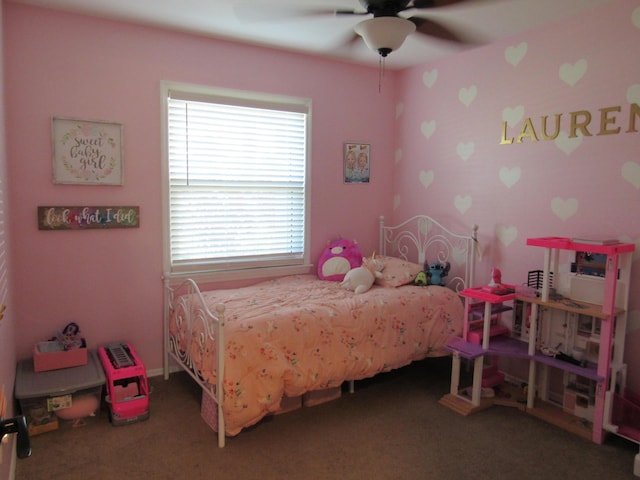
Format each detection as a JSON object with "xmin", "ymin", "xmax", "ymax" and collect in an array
[{"xmin": 98, "ymin": 342, "xmax": 150, "ymax": 425}]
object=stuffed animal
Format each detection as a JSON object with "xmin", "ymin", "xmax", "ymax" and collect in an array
[
  {"xmin": 426, "ymin": 261, "xmax": 451, "ymax": 286},
  {"xmin": 340, "ymin": 255, "xmax": 384, "ymax": 294},
  {"xmin": 317, "ymin": 238, "xmax": 363, "ymax": 281},
  {"xmin": 414, "ymin": 271, "xmax": 428, "ymax": 286}
]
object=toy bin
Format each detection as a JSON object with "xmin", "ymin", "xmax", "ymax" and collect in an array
[
  {"xmin": 33, "ymin": 340, "xmax": 88, "ymax": 372},
  {"xmin": 15, "ymin": 350, "xmax": 105, "ymax": 435},
  {"xmin": 98, "ymin": 342, "xmax": 150, "ymax": 426}
]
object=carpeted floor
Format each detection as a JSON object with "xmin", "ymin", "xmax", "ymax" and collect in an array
[{"xmin": 15, "ymin": 357, "xmax": 639, "ymax": 479}]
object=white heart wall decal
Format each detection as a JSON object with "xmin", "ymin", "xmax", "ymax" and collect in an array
[
  {"xmin": 632, "ymin": 6, "xmax": 640, "ymax": 29},
  {"xmin": 622, "ymin": 161, "xmax": 640, "ymax": 189},
  {"xmin": 459, "ymin": 86, "xmax": 477, "ymax": 107},
  {"xmin": 394, "ymin": 148, "xmax": 402, "ymax": 164},
  {"xmin": 505, "ymin": 42, "xmax": 527, "ymax": 66},
  {"xmin": 419, "ymin": 170, "xmax": 435, "ymax": 189},
  {"xmin": 421, "ymin": 120, "xmax": 437, "ymax": 139},
  {"xmin": 422, "ymin": 69, "xmax": 438, "ymax": 88},
  {"xmin": 496, "ymin": 225, "xmax": 518, "ymax": 246},
  {"xmin": 499, "ymin": 166, "xmax": 522, "ymax": 188},
  {"xmin": 627, "ymin": 84, "xmax": 640, "ymax": 105},
  {"xmin": 559, "ymin": 59, "xmax": 587, "ymax": 86},
  {"xmin": 555, "ymin": 131, "xmax": 583, "ymax": 155},
  {"xmin": 393, "ymin": 195, "xmax": 401, "ymax": 210},
  {"xmin": 456, "ymin": 142, "xmax": 475, "ymax": 161},
  {"xmin": 551, "ymin": 197, "xmax": 578, "ymax": 221},
  {"xmin": 502, "ymin": 106, "xmax": 525, "ymax": 127},
  {"xmin": 454, "ymin": 195, "xmax": 472, "ymax": 214}
]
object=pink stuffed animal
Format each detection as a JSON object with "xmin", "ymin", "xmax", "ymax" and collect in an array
[
  {"xmin": 317, "ymin": 238, "xmax": 363, "ymax": 281},
  {"xmin": 340, "ymin": 255, "xmax": 384, "ymax": 294}
]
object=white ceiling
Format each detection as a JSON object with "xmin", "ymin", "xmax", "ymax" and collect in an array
[{"xmin": 10, "ymin": 0, "xmax": 614, "ymax": 69}]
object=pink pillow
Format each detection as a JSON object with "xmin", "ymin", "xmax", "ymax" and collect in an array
[{"xmin": 374, "ymin": 256, "xmax": 422, "ymax": 287}]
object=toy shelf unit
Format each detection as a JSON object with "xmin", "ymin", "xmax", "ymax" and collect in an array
[
  {"xmin": 98, "ymin": 342, "xmax": 150, "ymax": 425},
  {"xmin": 440, "ymin": 284, "xmax": 517, "ymax": 415},
  {"xmin": 441, "ymin": 236, "xmax": 637, "ymax": 466},
  {"xmin": 519, "ymin": 237, "xmax": 634, "ymax": 446}
]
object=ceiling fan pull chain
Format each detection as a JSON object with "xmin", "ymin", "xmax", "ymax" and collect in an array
[{"xmin": 378, "ymin": 55, "xmax": 386, "ymax": 93}]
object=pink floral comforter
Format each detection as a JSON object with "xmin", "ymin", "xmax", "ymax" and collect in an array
[{"xmin": 170, "ymin": 274, "xmax": 463, "ymax": 436}]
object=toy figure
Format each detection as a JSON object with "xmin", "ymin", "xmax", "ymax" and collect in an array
[
  {"xmin": 341, "ymin": 254, "xmax": 384, "ymax": 294},
  {"xmin": 49, "ymin": 322, "xmax": 84, "ymax": 350},
  {"xmin": 414, "ymin": 271, "xmax": 428, "ymax": 286},
  {"xmin": 489, "ymin": 267, "xmax": 502, "ymax": 287},
  {"xmin": 425, "ymin": 260, "xmax": 450, "ymax": 286}
]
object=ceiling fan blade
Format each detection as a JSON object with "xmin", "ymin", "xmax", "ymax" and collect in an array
[
  {"xmin": 357, "ymin": 0, "xmax": 483, "ymax": 17},
  {"xmin": 336, "ymin": 10, "xmax": 369, "ymax": 16},
  {"xmin": 409, "ymin": 16, "xmax": 476, "ymax": 44},
  {"xmin": 232, "ymin": 4, "xmax": 354, "ymax": 23},
  {"xmin": 411, "ymin": 0, "xmax": 486, "ymax": 8}
]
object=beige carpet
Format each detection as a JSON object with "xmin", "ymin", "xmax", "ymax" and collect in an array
[{"xmin": 15, "ymin": 357, "xmax": 638, "ymax": 480}]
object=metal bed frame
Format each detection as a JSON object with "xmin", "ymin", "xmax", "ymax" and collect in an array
[{"xmin": 163, "ymin": 214, "xmax": 478, "ymax": 448}]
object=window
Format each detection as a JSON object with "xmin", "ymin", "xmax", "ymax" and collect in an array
[{"xmin": 162, "ymin": 82, "xmax": 311, "ymax": 279}]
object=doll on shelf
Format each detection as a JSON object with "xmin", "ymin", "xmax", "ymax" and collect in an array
[
  {"xmin": 489, "ymin": 267, "xmax": 502, "ymax": 287},
  {"xmin": 481, "ymin": 268, "xmax": 511, "ymax": 295}
]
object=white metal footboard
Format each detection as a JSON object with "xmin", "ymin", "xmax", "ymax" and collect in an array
[{"xmin": 163, "ymin": 277, "xmax": 227, "ymax": 447}]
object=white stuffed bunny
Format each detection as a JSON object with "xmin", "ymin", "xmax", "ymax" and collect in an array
[{"xmin": 340, "ymin": 255, "xmax": 384, "ymax": 294}]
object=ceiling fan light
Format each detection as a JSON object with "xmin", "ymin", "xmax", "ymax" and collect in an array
[{"xmin": 354, "ymin": 17, "xmax": 416, "ymax": 57}]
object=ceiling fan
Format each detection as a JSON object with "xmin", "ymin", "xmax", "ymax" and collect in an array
[
  {"xmin": 342, "ymin": 0, "xmax": 478, "ymax": 58},
  {"xmin": 233, "ymin": 0, "xmax": 480, "ymax": 61}
]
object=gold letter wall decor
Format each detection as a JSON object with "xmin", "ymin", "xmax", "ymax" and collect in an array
[{"xmin": 500, "ymin": 104, "xmax": 638, "ymax": 145}]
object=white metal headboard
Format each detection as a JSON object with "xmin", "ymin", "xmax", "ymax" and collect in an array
[{"xmin": 378, "ymin": 215, "xmax": 478, "ymax": 291}]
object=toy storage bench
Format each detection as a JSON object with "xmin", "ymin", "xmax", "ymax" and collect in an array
[{"xmin": 15, "ymin": 350, "xmax": 105, "ymax": 435}]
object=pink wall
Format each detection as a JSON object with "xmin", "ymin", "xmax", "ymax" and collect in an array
[
  {"xmin": 4, "ymin": 0, "xmax": 639, "ymax": 392},
  {"xmin": 395, "ymin": 0, "xmax": 640, "ymax": 389},
  {"xmin": 3, "ymin": 3, "xmax": 396, "ymax": 371}
]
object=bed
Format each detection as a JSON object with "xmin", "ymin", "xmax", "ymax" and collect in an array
[{"xmin": 163, "ymin": 215, "xmax": 479, "ymax": 447}]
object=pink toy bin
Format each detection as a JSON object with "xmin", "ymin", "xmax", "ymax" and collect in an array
[{"xmin": 32, "ymin": 340, "xmax": 88, "ymax": 372}]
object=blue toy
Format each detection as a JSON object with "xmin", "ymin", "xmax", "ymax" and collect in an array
[{"xmin": 426, "ymin": 260, "xmax": 450, "ymax": 286}]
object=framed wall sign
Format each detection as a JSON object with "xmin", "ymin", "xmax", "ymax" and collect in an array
[
  {"xmin": 51, "ymin": 117, "xmax": 124, "ymax": 185},
  {"xmin": 344, "ymin": 143, "xmax": 370, "ymax": 184},
  {"xmin": 38, "ymin": 206, "xmax": 139, "ymax": 230}
]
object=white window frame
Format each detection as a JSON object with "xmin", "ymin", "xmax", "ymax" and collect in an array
[{"xmin": 161, "ymin": 81, "xmax": 312, "ymax": 282}]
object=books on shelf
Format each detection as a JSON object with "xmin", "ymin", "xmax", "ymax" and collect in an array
[{"xmin": 572, "ymin": 237, "xmax": 619, "ymax": 245}]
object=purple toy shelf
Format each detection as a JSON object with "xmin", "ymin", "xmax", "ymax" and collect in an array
[{"xmin": 447, "ymin": 335, "xmax": 604, "ymax": 382}]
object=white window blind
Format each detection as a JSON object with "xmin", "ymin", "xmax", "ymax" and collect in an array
[{"xmin": 166, "ymin": 87, "xmax": 310, "ymax": 274}]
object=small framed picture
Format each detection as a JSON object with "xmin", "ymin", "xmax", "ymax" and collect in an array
[
  {"xmin": 344, "ymin": 143, "xmax": 370, "ymax": 184},
  {"xmin": 52, "ymin": 117, "xmax": 124, "ymax": 185}
]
